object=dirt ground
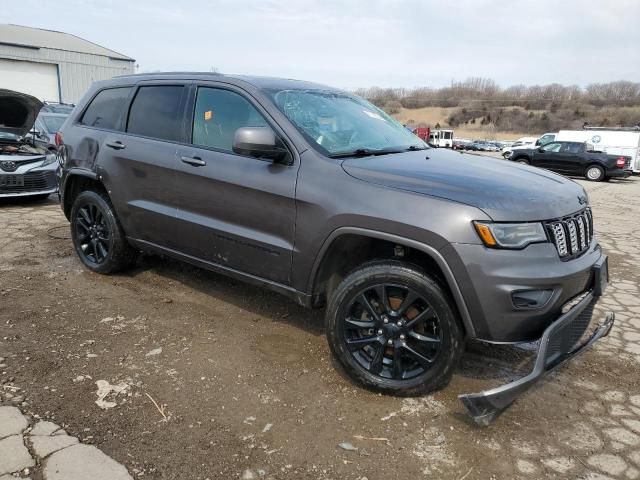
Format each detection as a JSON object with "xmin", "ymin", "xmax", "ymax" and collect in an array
[{"xmin": 1, "ymin": 174, "xmax": 640, "ymax": 480}]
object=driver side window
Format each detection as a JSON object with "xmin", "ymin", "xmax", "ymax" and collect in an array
[
  {"xmin": 192, "ymin": 87, "xmax": 268, "ymax": 152},
  {"xmin": 542, "ymin": 142, "xmax": 562, "ymax": 153}
]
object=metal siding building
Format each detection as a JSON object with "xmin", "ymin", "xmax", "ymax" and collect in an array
[{"xmin": 0, "ymin": 24, "xmax": 135, "ymax": 104}]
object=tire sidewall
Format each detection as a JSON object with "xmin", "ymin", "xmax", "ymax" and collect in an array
[
  {"xmin": 70, "ymin": 191, "xmax": 119, "ymax": 273},
  {"xmin": 326, "ymin": 263, "xmax": 462, "ymax": 395}
]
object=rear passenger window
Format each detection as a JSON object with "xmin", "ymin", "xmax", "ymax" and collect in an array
[
  {"xmin": 80, "ymin": 87, "xmax": 131, "ymax": 130},
  {"xmin": 192, "ymin": 87, "xmax": 268, "ymax": 152},
  {"xmin": 127, "ymin": 86, "xmax": 185, "ymax": 142}
]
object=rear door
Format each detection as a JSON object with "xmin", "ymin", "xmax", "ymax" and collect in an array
[
  {"xmin": 97, "ymin": 82, "xmax": 188, "ymax": 249},
  {"xmin": 173, "ymin": 83, "xmax": 299, "ymax": 285}
]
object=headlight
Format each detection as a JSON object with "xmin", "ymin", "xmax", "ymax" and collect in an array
[
  {"xmin": 41, "ymin": 154, "xmax": 57, "ymax": 166},
  {"xmin": 473, "ymin": 221, "xmax": 547, "ymax": 249}
]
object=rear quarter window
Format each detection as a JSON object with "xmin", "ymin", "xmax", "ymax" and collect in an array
[{"xmin": 80, "ymin": 87, "xmax": 132, "ymax": 130}]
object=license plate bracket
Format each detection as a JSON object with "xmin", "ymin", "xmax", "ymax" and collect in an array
[
  {"xmin": 593, "ymin": 255, "xmax": 609, "ymax": 297},
  {"xmin": 0, "ymin": 175, "xmax": 24, "ymax": 187}
]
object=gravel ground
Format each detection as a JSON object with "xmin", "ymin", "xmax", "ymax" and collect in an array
[{"xmin": 1, "ymin": 174, "xmax": 639, "ymax": 480}]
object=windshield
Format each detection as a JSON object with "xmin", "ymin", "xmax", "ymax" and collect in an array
[
  {"xmin": 40, "ymin": 115, "xmax": 67, "ymax": 134},
  {"xmin": 267, "ymin": 89, "xmax": 426, "ymax": 156}
]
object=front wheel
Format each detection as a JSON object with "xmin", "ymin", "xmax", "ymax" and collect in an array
[
  {"xmin": 586, "ymin": 165, "xmax": 605, "ymax": 182},
  {"xmin": 325, "ymin": 261, "xmax": 464, "ymax": 396},
  {"xmin": 70, "ymin": 190, "xmax": 136, "ymax": 274}
]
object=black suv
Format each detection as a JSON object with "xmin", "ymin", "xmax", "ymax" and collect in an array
[
  {"xmin": 58, "ymin": 73, "xmax": 614, "ymax": 424},
  {"xmin": 510, "ymin": 141, "xmax": 632, "ymax": 181}
]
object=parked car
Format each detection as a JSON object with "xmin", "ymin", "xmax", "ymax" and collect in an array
[
  {"xmin": 482, "ymin": 142, "xmax": 500, "ymax": 152},
  {"xmin": 34, "ymin": 112, "xmax": 68, "ymax": 151},
  {"xmin": 452, "ymin": 139, "xmax": 469, "ymax": 150},
  {"xmin": 40, "ymin": 102, "xmax": 75, "ymax": 114},
  {"xmin": 509, "ymin": 141, "xmax": 632, "ymax": 181},
  {"xmin": 503, "ymin": 133, "xmax": 556, "ymax": 159},
  {"xmin": 466, "ymin": 141, "xmax": 493, "ymax": 151},
  {"xmin": 58, "ymin": 73, "xmax": 614, "ymax": 424},
  {"xmin": 0, "ymin": 89, "xmax": 60, "ymax": 199}
]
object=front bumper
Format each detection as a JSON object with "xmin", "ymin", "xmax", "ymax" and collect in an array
[
  {"xmin": 446, "ymin": 240, "xmax": 603, "ymax": 342},
  {"xmin": 459, "ymin": 292, "xmax": 614, "ymax": 425},
  {"xmin": 0, "ymin": 161, "xmax": 59, "ymax": 197}
]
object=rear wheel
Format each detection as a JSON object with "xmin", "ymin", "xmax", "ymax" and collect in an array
[
  {"xmin": 70, "ymin": 190, "xmax": 136, "ymax": 274},
  {"xmin": 325, "ymin": 261, "xmax": 464, "ymax": 396},
  {"xmin": 586, "ymin": 165, "xmax": 605, "ymax": 182}
]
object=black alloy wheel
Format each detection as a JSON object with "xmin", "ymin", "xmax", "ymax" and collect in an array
[
  {"xmin": 326, "ymin": 261, "xmax": 463, "ymax": 396},
  {"xmin": 70, "ymin": 190, "xmax": 136, "ymax": 274},
  {"xmin": 74, "ymin": 202, "xmax": 110, "ymax": 265},
  {"xmin": 342, "ymin": 283, "xmax": 442, "ymax": 380}
]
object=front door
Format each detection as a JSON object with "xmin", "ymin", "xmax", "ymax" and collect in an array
[
  {"xmin": 174, "ymin": 85, "xmax": 298, "ymax": 285},
  {"xmin": 531, "ymin": 142, "xmax": 566, "ymax": 172}
]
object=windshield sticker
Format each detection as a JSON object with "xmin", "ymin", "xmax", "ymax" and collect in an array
[
  {"xmin": 362, "ymin": 110, "xmax": 384, "ymax": 120},
  {"xmin": 204, "ymin": 110, "xmax": 213, "ymax": 121}
]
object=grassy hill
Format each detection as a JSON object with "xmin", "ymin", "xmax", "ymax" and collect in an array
[
  {"xmin": 392, "ymin": 107, "xmax": 529, "ymax": 140},
  {"xmin": 392, "ymin": 105, "xmax": 640, "ymax": 141}
]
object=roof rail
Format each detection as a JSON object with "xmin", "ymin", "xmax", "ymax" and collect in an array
[{"xmin": 582, "ymin": 125, "xmax": 640, "ymax": 132}]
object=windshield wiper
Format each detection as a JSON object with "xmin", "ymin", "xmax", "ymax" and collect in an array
[
  {"xmin": 329, "ymin": 144, "xmax": 430, "ymax": 159},
  {"xmin": 329, "ymin": 148, "xmax": 380, "ymax": 159},
  {"xmin": 405, "ymin": 144, "xmax": 430, "ymax": 151}
]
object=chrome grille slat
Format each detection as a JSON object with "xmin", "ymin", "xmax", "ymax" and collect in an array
[
  {"xmin": 577, "ymin": 216, "xmax": 587, "ymax": 250},
  {"xmin": 546, "ymin": 208, "xmax": 593, "ymax": 260}
]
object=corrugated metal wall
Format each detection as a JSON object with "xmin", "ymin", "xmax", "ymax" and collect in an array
[{"xmin": 0, "ymin": 44, "xmax": 134, "ymax": 103}]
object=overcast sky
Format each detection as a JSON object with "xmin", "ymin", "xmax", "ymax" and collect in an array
[{"xmin": 4, "ymin": 0, "xmax": 639, "ymax": 89}]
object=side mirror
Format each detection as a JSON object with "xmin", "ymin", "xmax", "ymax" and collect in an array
[
  {"xmin": 233, "ymin": 127, "xmax": 289, "ymax": 163},
  {"xmin": 537, "ymin": 147, "xmax": 545, "ymax": 153},
  {"xmin": 29, "ymin": 128, "xmax": 43, "ymax": 138}
]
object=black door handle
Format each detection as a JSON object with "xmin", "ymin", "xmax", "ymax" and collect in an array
[
  {"xmin": 105, "ymin": 141, "xmax": 126, "ymax": 150},
  {"xmin": 180, "ymin": 156, "xmax": 206, "ymax": 167}
]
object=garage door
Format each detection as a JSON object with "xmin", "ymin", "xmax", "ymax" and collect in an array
[{"xmin": 0, "ymin": 58, "xmax": 59, "ymax": 102}]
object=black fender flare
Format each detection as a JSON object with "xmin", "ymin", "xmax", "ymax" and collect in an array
[
  {"xmin": 60, "ymin": 168, "xmax": 100, "ymax": 217},
  {"xmin": 307, "ymin": 227, "xmax": 476, "ymax": 338}
]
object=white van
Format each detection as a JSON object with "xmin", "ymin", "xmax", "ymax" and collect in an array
[
  {"xmin": 429, "ymin": 129, "xmax": 454, "ymax": 148},
  {"xmin": 556, "ymin": 128, "xmax": 640, "ymax": 173}
]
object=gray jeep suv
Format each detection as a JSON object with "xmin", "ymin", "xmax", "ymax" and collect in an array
[{"xmin": 58, "ymin": 73, "xmax": 614, "ymax": 424}]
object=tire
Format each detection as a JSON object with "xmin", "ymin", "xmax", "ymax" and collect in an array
[
  {"xmin": 325, "ymin": 261, "xmax": 464, "ymax": 396},
  {"xmin": 585, "ymin": 165, "xmax": 605, "ymax": 182},
  {"xmin": 70, "ymin": 190, "xmax": 136, "ymax": 274},
  {"xmin": 514, "ymin": 157, "xmax": 529, "ymax": 165}
]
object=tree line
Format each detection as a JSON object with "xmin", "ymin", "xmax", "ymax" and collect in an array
[
  {"xmin": 355, "ymin": 78, "xmax": 640, "ymax": 133},
  {"xmin": 355, "ymin": 78, "xmax": 640, "ymax": 110}
]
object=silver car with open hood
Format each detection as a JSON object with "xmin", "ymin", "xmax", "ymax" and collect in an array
[{"xmin": 0, "ymin": 89, "xmax": 59, "ymax": 198}]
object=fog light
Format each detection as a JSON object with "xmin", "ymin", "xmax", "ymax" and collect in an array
[{"xmin": 511, "ymin": 289, "xmax": 553, "ymax": 309}]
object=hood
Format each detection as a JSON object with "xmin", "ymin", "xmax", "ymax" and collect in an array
[
  {"xmin": 341, "ymin": 149, "xmax": 589, "ymax": 222},
  {"xmin": 0, "ymin": 89, "xmax": 44, "ymax": 138}
]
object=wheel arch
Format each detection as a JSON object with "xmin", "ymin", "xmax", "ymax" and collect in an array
[
  {"xmin": 512, "ymin": 154, "xmax": 530, "ymax": 163},
  {"xmin": 61, "ymin": 169, "xmax": 106, "ymax": 220},
  {"xmin": 308, "ymin": 227, "xmax": 476, "ymax": 338}
]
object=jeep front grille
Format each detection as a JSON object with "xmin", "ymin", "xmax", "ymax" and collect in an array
[{"xmin": 546, "ymin": 208, "xmax": 593, "ymax": 260}]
